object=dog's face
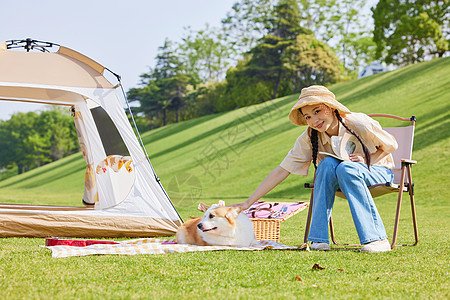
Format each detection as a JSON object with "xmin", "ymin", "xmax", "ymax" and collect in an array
[{"xmin": 197, "ymin": 206, "xmax": 242, "ymax": 237}]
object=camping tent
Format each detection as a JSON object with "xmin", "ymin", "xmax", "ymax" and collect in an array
[{"xmin": 0, "ymin": 39, "xmax": 182, "ymax": 237}]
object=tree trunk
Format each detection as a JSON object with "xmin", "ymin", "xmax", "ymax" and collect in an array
[
  {"xmin": 271, "ymin": 68, "xmax": 283, "ymax": 100},
  {"xmin": 18, "ymin": 163, "xmax": 23, "ymax": 174}
]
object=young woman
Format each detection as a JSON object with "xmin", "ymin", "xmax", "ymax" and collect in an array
[{"xmin": 231, "ymin": 85, "xmax": 398, "ymax": 253}]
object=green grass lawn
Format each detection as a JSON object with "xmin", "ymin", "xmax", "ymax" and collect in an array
[{"xmin": 0, "ymin": 57, "xmax": 449, "ymax": 299}]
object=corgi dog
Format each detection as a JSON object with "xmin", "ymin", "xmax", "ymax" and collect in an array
[{"xmin": 176, "ymin": 204, "xmax": 257, "ymax": 247}]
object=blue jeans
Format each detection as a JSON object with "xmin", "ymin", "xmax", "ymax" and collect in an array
[{"xmin": 307, "ymin": 156, "xmax": 394, "ymax": 244}]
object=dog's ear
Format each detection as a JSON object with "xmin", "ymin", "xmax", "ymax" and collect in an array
[
  {"xmin": 198, "ymin": 202, "xmax": 210, "ymax": 212},
  {"xmin": 225, "ymin": 207, "xmax": 242, "ymax": 220}
]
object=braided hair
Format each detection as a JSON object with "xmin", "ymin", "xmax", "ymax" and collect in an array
[
  {"xmin": 310, "ymin": 128, "xmax": 319, "ymax": 169},
  {"xmin": 302, "ymin": 108, "xmax": 371, "ymax": 170},
  {"xmin": 334, "ymin": 110, "xmax": 371, "ymax": 170}
]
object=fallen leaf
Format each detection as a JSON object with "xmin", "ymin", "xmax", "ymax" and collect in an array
[
  {"xmin": 337, "ymin": 268, "xmax": 344, "ymax": 272},
  {"xmin": 312, "ymin": 263, "xmax": 325, "ymax": 270},
  {"xmin": 295, "ymin": 275, "xmax": 302, "ymax": 281}
]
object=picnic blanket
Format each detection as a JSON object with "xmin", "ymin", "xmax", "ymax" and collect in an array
[
  {"xmin": 245, "ymin": 201, "xmax": 308, "ymax": 220},
  {"xmin": 44, "ymin": 238, "xmax": 308, "ymax": 258}
]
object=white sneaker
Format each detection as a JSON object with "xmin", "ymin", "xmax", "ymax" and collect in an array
[
  {"xmin": 361, "ymin": 239, "xmax": 391, "ymax": 253},
  {"xmin": 311, "ymin": 242, "xmax": 331, "ymax": 251}
]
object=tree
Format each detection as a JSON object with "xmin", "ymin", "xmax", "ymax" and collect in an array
[
  {"xmin": 38, "ymin": 109, "xmax": 79, "ymax": 161},
  {"xmin": 334, "ymin": 0, "xmax": 377, "ymax": 74},
  {"xmin": 153, "ymin": 39, "xmax": 182, "ymax": 80},
  {"xmin": 221, "ymin": 0, "xmax": 276, "ymax": 57},
  {"xmin": 245, "ymin": 0, "xmax": 310, "ymax": 99},
  {"xmin": 283, "ymin": 33, "xmax": 341, "ymax": 90},
  {"xmin": 373, "ymin": 0, "xmax": 449, "ymax": 65},
  {"xmin": 0, "ymin": 112, "xmax": 47, "ymax": 174},
  {"xmin": 129, "ymin": 39, "xmax": 193, "ymax": 127},
  {"xmin": 0, "ymin": 108, "xmax": 78, "ymax": 174},
  {"xmin": 179, "ymin": 25, "xmax": 234, "ymax": 83},
  {"xmin": 297, "ymin": 0, "xmax": 336, "ymax": 37},
  {"xmin": 127, "ymin": 83, "xmax": 162, "ymax": 130},
  {"xmin": 298, "ymin": 0, "xmax": 377, "ymax": 77},
  {"xmin": 223, "ymin": 0, "xmax": 343, "ymax": 108},
  {"xmin": 181, "ymin": 81, "xmax": 230, "ymax": 117},
  {"xmin": 160, "ymin": 72, "xmax": 191, "ymax": 123}
]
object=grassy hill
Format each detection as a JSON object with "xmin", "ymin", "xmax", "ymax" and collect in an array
[
  {"xmin": 1, "ymin": 57, "xmax": 448, "ymax": 211},
  {"xmin": 0, "ymin": 57, "xmax": 449, "ymax": 299}
]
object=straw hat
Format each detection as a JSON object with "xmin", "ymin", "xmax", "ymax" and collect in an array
[{"xmin": 288, "ymin": 85, "xmax": 351, "ymax": 126}]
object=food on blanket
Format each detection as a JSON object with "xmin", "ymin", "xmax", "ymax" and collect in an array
[
  {"xmin": 245, "ymin": 201, "xmax": 309, "ymax": 219},
  {"xmin": 96, "ymin": 155, "xmax": 133, "ymax": 174},
  {"xmin": 176, "ymin": 204, "xmax": 257, "ymax": 247}
]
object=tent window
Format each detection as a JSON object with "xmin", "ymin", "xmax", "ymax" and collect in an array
[{"xmin": 90, "ymin": 106, "xmax": 130, "ymax": 156}]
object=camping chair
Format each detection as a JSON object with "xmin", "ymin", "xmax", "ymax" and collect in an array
[{"xmin": 303, "ymin": 114, "xmax": 418, "ymax": 249}]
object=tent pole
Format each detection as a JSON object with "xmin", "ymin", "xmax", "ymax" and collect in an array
[{"xmin": 110, "ymin": 72, "xmax": 183, "ymax": 223}]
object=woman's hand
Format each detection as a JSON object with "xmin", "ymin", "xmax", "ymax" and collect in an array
[
  {"xmin": 228, "ymin": 200, "xmax": 251, "ymax": 211},
  {"xmin": 349, "ymin": 152, "xmax": 365, "ymax": 163}
]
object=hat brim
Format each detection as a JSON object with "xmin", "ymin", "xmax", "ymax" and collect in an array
[{"xmin": 288, "ymin": 96, "xmax": 351, "ymax": 126}]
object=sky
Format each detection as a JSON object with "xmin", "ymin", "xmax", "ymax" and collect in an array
[
  {"xmin": 1, "ymin": 0, "xmax": 236, "ymax": 120},
  {"xmin": 2, "ymin": 0, "xmax": 379, "ymax": 121}
]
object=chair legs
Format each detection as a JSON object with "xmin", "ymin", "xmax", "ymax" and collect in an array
[
  {"xmin": 329, "ymin": 215, "xmax": 361, "ymax": 246},
  {"xmin": 303, "ymin": 164, "xmax": 419, "ymax": 249},
  {"xmin": 303, "ymin": 187, "xmax": 314, "ymax": 244},
  {"xmin": 303, "ymin": 189, "xmax": 357, "ymax": 246},
  {"xmin": 391, "ymin": 164, "xmax": 419, "ymax": 249},
  {"xmin": 391, "ymin": 165, "xmax": 406, "ymax": 248},
  {"xmin": 329, "ymin": 216, "xmax": 338, "ymax": 245},
  {"xmin": 408, "ymin": 166, "xmax": 419, "ymax": 246},
  {"xmin": 305, "ymin": 207, "xmax": 359, "ymax": 246}
]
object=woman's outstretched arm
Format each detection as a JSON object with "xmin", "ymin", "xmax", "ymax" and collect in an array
[{"xmin": 229, "ymin": 166, "xmax": 290, "ymax": 210}]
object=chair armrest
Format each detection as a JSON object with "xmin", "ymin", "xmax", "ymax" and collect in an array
[{"xmin": 401, "ymin": 159, "xmax": 417, "ymax": 165}]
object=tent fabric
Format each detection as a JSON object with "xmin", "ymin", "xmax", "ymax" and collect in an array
[
  {"xmin": 45, "ymin": 238, "xmax": 305, "ymax": 258},
  {"xmin": 0, "ymin": 85, "xmax": 86, "ymax": 105},
  {"xmin": 0, "ymin": 41, "xmax": 181, "ymax": 237},
  {"xmin": 0, "ymin": 210, "xmax": 181, "ymax": 238},
  {"xmin": 58, "ymin": 46, "xmax": 106, "ymax": 75},
  {"xmin": 0, "ymin": 47, "xmax": 112, "ymax": 88}
]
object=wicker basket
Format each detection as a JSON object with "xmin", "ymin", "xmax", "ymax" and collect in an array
[
  {"xmin": 251, "ymin": 218, "xmax": 283, "ymax": 243},
  {"xmin": 249, "ymin": 201, "xmax": 309, "ymax": 243}
]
